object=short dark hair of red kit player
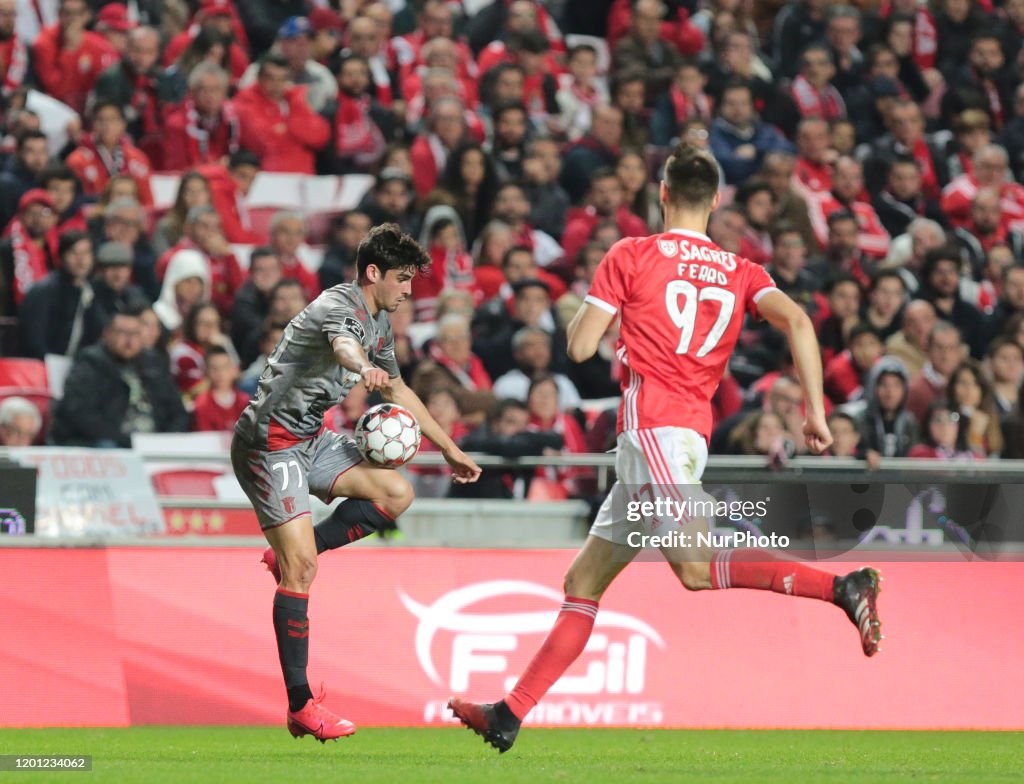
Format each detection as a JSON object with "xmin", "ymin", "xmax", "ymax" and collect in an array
[{"xmin": 663, "ymin": 142, "xmax": 720, "ymax": 210}]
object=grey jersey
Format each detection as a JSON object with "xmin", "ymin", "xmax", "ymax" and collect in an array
[{"xmin": 235, "ymin": 283, "xmax": 399, "ymax": 448}]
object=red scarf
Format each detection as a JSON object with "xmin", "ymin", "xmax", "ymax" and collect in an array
[
  {"xmin": 184, "ymin": 97, "xmax": 240, "ymax": 163},
  {"xmin": 130, "ymin": 70, "xmax": 161, "ymax": 136},
  {"xmin": 79, "ymin": 133, "xmax": 127, "ymax": 178},
  {"xmin": 0, "ymin": 35, "xmax": 27, "ymax": 95},
  {"xmin": 911, "ymin": 137, "xmax": 940, "ymax": 200},
  {"xmin": 8, "ymin": 219, "xmax": 49, "ymax": 305},
  {"xmin": 427, "ymin": 342, "xmax": 492, "ymax": 391},
  {"xmin": 670, "ymin": 85, "xmax": 713, "ymax": 125},
  {"xmin": 334, "ymin": 93, "xmax": 386, "ymax": 166}
]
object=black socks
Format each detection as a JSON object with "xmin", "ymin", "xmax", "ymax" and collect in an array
[
  {"xmin": 313, "ymin": 498, "xmax": 397, "ymax": 553},
  {"xmin": 273, "ymin": 589, "xmax": 313, "ymax": 712}
]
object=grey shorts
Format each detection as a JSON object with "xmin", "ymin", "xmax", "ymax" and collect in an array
[{"xmin": 231, "ymin": 429, "xmax": 364, "ymax": 530}]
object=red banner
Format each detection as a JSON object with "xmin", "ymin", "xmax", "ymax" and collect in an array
[{"xmin": 2, "ymin": 548, "xmax": 1022, "ymax": 729}]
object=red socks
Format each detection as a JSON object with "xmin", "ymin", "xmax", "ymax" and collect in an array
[
  {"xmin": 504, "ymin": 597, "xmax": 598, "ymax": 721},
  {"xmin": 710, "ymin": 549, "xmax": 835, "ymax": 601}
]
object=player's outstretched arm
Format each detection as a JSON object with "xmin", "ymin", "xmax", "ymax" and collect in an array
[
  {"xmin": 755, "ymin": 290, "xmax": 833, "ymax": 454},
  {"xmin": 383, "ymin": 377, "xmax": 482, "ymax": 484},
  {"xmin": 332, "ymin": 335, "xmax": 392, "ymax": 391},
  {"xmin": 566, "ymin": 302, "xmax": 616, "ymax": 362}
]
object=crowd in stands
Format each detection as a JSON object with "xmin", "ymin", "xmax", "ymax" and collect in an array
[{"xmin": 2, "ymin": 0, "xmax": 1024, "ymax": 500}]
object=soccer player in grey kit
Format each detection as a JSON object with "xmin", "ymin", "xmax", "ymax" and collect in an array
[{"xmin": 232, "ymin": 224, "xmax": 482, "ymax": 741}]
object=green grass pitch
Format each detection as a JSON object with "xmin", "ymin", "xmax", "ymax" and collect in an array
[{"xmin": 2, "ymin": 727, "xmax": 1020, "ymax": 783}]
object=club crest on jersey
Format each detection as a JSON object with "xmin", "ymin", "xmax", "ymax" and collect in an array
[{"xmin": 658, "ymin": 239, "xmax": 679, "ymax": 257}]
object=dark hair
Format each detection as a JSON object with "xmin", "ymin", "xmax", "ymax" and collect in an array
[
  {"xmin": 827, "ymin": 410, "xmax": 858, "ymax": 429},
  {"xmin": 492, "ymin": 100, "xmax": 528, "ymax": 125},
  {"xmin": 437, "ymin": 141, "xmax": 499, "ymax": 236},
  {"xmin": 91, "ymin": 100, "xmax": 125, "ymax": 121},
  {"xmin": 270, "ymin": 278, "xmax": 304, "ymax": 299},
  {"xmin": 987, "ymin": 335, "xmax": 1024, "ymax": 359},
  {"xmin": 424, "ymin": 385, "xmax": 462, "ymax": 410},
  {"xmin": 869, "ymin": 269, "xmax": 906, "ymax": 293},
  {"xmin": 229, "ymin": 150, "xmax": 261, "ymax": 170},
  {"xmin": 38, "ymin": 164, "xmax": 77, "ymax": 189},
  {"xmin": 922, "ymin": 399, "xmax": 969, "ymax": 451},
  {"xmin": 508, "ymin": 28, "xmax": 549, "ymax": 54},
  {"xmin": 58, "ymin": 230, "xmax": 90, "ymax": 259},
  {"xmin": 589, "ymin": 166, "xmax": 620, "ymax": 187},
  {"xmin": 826, "ymin": 274, "xmax": 860, "ymax": 294},
  {"xmin": 492, "ymin": 397, "xmax": 528, "ymax": 423},
  {"xmin": 114, "ymin": 302, "xmax": 148, "ymax": 320},
  {"xmin": 770, "ymin": 221, "xmax": 801, "ymax": 243},
  {"xmin": 428, "ymin": 217, "xmax": 456, "ymax": 241},
  {"xmin": 827, "ymin": 209, "xmax": 857, "ymax": 229},
  {"xmin": 610, "ymin": 67, "xmax": 645, "ymax": 97},
  {"xmin": 848, "ymin": 322, "xmax": 882, "ymax": 344},
  {"xmin": 527, "ymin": 372, "xmax": 559, "ymax": 402},
  {"xmin": 258, "ymin": 52, "xmax": 290, "ymax": 76},
  {"xmin": 355, "ymin": 223, "xmax": 431, "ymax": 279},
  {"xmin": 662, "ymin": 142, "xmax": 719, "ymax": 209},
  {"xmin": 800, "ymin": 42, "xmax": 834, "ymax": 67},
  {"xmin": 495, "ymin": 179, "xmax": 526, "ymax": 198},
  {"xmin": 719, "ymin": 77, "xmax": 753, "ymax": 102},
  {"xmin": 182, "ymin": 302, "xmax": 218, "ymax": 345},
  {"xmin": 177, "ymin": 27, "xmax": 232, "ymax": 74},
  {"xmin": 1002, "ymin": 262, "xmax": 1024, "ymax": 284},
  {"xmin": 568, "ymin": 43, "xmax": 598, "ymax": 60},
  {"xmin": 167, "ymin": 170, "xmax": 211, "ymax": 230},
  {"xmin": 205, "ymin": 345, "xmax": 231, "ymax": 362},
  {"xmin": 336, "ymin": 53, "xmax": 370, "ymax": 78},
  {"xmin": 501, "ymin": 244, "xmax": 533, "ymax": 268},
  {"xmin": 16, "ymin": 129, "xmax": 47, "ymax": 149},
  {"xmin": 249, "ymin": 246, "xmax": 279, "ymax": 267},
  {"xmin": 921, "ymin": 246, "xmax": 962, "ymax": 281},
  {"xmin": 734, "ymin": 179, "xmax": 775, "ymax": 206}
]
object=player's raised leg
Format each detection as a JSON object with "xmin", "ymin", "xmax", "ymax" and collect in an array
[
  {"xmin": 449, "ymin": 534, "xmax": 637, "ymax": 752},
  {"xmin": 261, "ymin": 431, "xmax": 413, "ymax": 582},
  {"xmin": 662, "ymin": 545, "xmax": 883, "ymax": 656}
]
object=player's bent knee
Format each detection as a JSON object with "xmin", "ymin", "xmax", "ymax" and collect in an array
[
  {"xmin": 563, "ymin": 565, "xmax": 603, "ymax": 601},
  {"xmin": 378, "ymin": 472, "xmax": 414, "ymax": 518},
  {"xmin": 279, "ymin": 551, "xmax": 318, "ymax": 590},
  {"xmin": 674, "ymin": 560, "xmax": 711, "ymax": 591}
]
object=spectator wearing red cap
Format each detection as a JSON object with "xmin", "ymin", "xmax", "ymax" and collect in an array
[
  {"xmin": 93, "ymin": 26, "xmax": 175, "ymax": 155},
  {"xmin": 163, "ymin": 0, "xmax": 250, "ymax": 84},
  {"xmin": 160, "ymin": 63, "xmax": 241, "ymax": 171},
  {"xmin": 66, "ymin": 101, "xmax": 154, "ymax": 206},
  {"xmin": 238, "ymin": 16, "xmax": 337, "ymax": 113},
  {"xmin": 0, "ymin": 0, "xmax": 28, "ymax": 96},
  {"xmin": 0, "ymin": 189, "xmax": 58, "ymax": 313},
  {"xmin": 32, "ymin": 0, "xmax": 119, "ymax": 115},
  {"xmin": 308, "ymin": 7, "xmax": 343, "ymax": 66},
  {"xmin": 94, "ymin": 2, "xmax": 134, "ymax": 57},
  {"xmin": 234, "ymin": 52, "xmax": 330, "ymax": 174}
]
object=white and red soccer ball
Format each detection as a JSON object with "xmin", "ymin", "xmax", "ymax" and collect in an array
[{"xmin": 355, "ymin": 403, "xmax": 421, "ymax": 467}]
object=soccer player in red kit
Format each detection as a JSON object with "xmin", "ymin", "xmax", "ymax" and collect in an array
[{"xmin": 449, "ymin": 143, "xmax": 883, "ymax": 753}]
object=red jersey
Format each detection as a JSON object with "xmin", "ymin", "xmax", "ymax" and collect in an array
[{"xmin": 586, "ymin": 230, "xmax": 776, "ymax": 439}]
